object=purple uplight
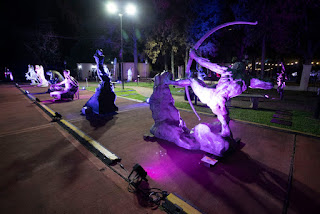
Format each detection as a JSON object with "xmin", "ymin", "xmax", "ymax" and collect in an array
[
  {"xmin": 144, "ymin": 165, "xmax": 169, "ymax": 181},
  {"xmin": 140, "ymin": 149, "xmax": 171, "ymax": 181}
]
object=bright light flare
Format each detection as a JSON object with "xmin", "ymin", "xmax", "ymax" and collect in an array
[
  {"xmin": 125, "ymin": 3, "xmax": 136, "ymax": 15},
  {"xmin": 106, "ymin": 2, "xmax": 118, "ymax": 14}
]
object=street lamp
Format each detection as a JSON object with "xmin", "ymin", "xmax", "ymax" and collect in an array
[{"xmin": 106, "ymin": 1, "xmax": 137, "ymax": 90}]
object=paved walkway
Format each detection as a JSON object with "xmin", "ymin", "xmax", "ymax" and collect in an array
[
  {"xmin": 1, "ymin": 83, "xmax": 320, "ymax": 213},
  {"xmin": 0, "ymin": 84, "xmax": 162, "ymax": 214}
]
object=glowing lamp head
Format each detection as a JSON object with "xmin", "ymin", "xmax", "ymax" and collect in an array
[
  {"xmin": 106, "ymin": 2, "xmax": 118, "ymax": 14},
  {"xmin": 125, "ymin": 3, "xmax": 136, "ymax": 15}
]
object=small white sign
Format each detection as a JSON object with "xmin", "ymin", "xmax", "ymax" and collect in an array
[{"xmin": 201, "ymin": 156, "xmax": 218, "ymax": 166}]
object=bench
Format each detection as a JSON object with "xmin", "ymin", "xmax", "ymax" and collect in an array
[
  {"xmin": 144, "ymin": 78, "xmax": 154, "ymax": 83},
  {"xmin": 184, "ymin": 87, "xmax": 266, "ymax": 110},
  {"xmin": 226, "ymin": 94, "xmax": 266, "ymax": 109}
]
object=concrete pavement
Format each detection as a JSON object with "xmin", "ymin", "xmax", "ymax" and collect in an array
[{"xmin": 0, "ymin": 84, "xmax": 162, "ymax": 214}]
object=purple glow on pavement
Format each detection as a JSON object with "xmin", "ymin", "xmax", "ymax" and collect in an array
[
  {"xmin": 144, "ymin": 164, "xmax": 169, "ymax": 181},
  {"xmin": 140, "ymin": 141, "xmax": 205, "ymax": 181},
  {"xmin": 141, "ymin": 149, "xmax": 169, "ymax": 181}
]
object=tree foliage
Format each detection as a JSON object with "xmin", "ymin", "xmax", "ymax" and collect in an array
[{"xmin": 145, "ymin": 0, "xmax": 192, "ymax": 69}]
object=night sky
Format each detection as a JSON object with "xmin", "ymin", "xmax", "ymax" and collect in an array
[
  {"xmin": 1, "ymin": 0, "xmax": 320, "ymax": 79},
  {"xmin": 1, "ymin": 0, "xmax": 155, "ymax": 77}
]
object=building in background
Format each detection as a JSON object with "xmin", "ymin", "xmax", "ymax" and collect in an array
[{"xmin": 77, "ymin": 62, "xmax": 151, "ymax": 81}]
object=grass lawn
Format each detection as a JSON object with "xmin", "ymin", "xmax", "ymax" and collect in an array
[
  {"xmin": 86, "ymin": 85, "xmax": 320, "ymax": 137},
  {"xmin": 86, "ymin": 86, "xmax": 147, "ymax": 102},
  {"xmin": 175, "ymin": 101, "xmax": 320, "ymax": 136}
]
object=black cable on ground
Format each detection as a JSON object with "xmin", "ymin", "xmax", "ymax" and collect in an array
[
  {"xmin": 115, "ymin": 162, "xmax": 169, "ymax": 209},
  {"xmin": 282, "ymin": 134, "xmax": 297, "ymax": 214}
]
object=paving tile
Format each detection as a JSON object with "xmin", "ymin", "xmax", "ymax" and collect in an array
[{"xmin": 287, "ymin": 135, "xmax": 320, "ymax": 214}]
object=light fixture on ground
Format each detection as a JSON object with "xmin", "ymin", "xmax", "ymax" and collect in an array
[{"xmin": 106, "ymin": 1, "xmax": 137, "ymax": 90}]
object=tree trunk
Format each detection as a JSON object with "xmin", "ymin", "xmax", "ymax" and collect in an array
[
  {"xmin": 164, "ymin": 54, "xmax": 168, "ymax": 71},
  {"xmin": 251, "ymin": 57, "xmax": 256, "ymax": 76},
  {"xmin": 185, "ymin": 47, "xmax": 189, "ymax": 78},
  {"xmin": 171, "ymin": 48, "xmax": 175, "ymax": 78},
  {"xmin": 260, "ymin": 34, "xmax": 266, "ymax": 79},
  {"xmin": 133, "ymin": 31, "xmax": 139, "ymax": 79}
]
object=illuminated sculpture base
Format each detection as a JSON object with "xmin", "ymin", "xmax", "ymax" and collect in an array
[
  {"xmin": 193, "ymin": 123, "xmax": 235, "ymax": 155},
  {"xmin": 82, "ymin": 81, "xmax": 118, "ymax": 115},
  {"xmin": 50, "ymin": 70, "xmax": 78, "ymax": 101},
  {"xmin": 149, "ymin": 72, "xmax": 236, "ymax": 156}
]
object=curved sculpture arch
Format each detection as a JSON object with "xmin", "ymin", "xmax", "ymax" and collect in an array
[{"xmin": 185, "ymin": 21, "xmax": 258, "ymax": 120}]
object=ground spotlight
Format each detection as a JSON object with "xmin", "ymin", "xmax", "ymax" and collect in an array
[
  {"xmin": 128, "ymin": 163, "xmax": 148, "ymax": 183},
  {"xmin": 52, "ymin": 112, "xmax": 62, "ymax": 122},
  {"xmin": 55, "ymin": 112, "xmax": 62, "ymax": 118}
]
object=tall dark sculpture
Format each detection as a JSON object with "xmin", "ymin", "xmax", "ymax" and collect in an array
[{"xmin": 82, "ymin": 49, "xmax": 118, "ymax": 115}]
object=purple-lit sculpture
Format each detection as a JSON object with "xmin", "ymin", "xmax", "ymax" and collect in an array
[
  {"xmin": 170, "ymin": 49, "xmax": 273, "ymax": 137},
  {"xmin": 277, "ymin": 62, "xmax": 287, "ymax": 100},
  {"xmin": 50, "ymin": 70, "xmax": 79, "ymax": 100},
  {"xmin": 4, "ymin": 68, "xmax": 13, "ymax": 81},
  {"xmin": 35, "ymin": 65, "xmax": 49, "ymax": 87},
  {"xmin": 150, "ymin": 72, "xmax": 200, "ymax": 150},
  {"xmin": 25, "ymin": 65, "xmax": 39, "ymax": 85},
  {"xmin": 82, "ymin": 49, "xmax": 118, "ymax": 115},
  {"xmin": 149, "ymin": 21, "xmax": 273, "ymax": 156},
  {"xmin": 196, "ymin": 63, "xmax": 206, "ymax": 81}
]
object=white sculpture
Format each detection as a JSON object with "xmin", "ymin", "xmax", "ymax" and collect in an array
[
  {"xmin": 25, "ymin": 65, "xmax": 39, "ymax": 85},
  {"xmin": 50, "ymin": 70, "xmax": 79, "ymax": 100},
  {"xmin": 127, "ymin": 67, "xmax": 132, "ymax": 82},
  {"xmin": 35, "ymin": 65, "xmax": 49, "ymax": 87}
]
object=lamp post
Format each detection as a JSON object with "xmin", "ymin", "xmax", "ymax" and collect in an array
[
  {"xmin": 120, "ymin": 13, "xmax": 123, "ymax": 89},
  {"xmin": 106, "ymin": 1, "xmax": 137, "ymax": 90}
]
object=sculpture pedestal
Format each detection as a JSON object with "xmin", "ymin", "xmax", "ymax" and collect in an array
[
  {"xmin": 82, "ymin": 82, "xmax": 118, "ymax": 115},
  {"xmin": 192, "ymin": 123, "xmax": 237, "ymax": 157}
]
